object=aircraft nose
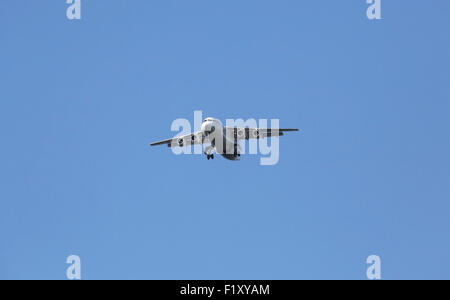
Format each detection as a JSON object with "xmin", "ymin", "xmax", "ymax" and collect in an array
[{"xmin": 202, "ymin": 121, "xmax": 215, "ymax": 135}]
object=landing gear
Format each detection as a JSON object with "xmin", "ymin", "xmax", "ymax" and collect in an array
[{"xmin": 204, "ymin": 145, "xmax": 214, "ymax": 160}]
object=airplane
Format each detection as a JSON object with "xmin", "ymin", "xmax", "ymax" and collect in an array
[{"xmin": 150, "ymin": 117, "xmax": 298, "ymax": 161}]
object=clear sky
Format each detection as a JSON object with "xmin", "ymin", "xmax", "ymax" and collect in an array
[{"xmin": 0, "ymin": 1, "xmax": 449, "ymax": 279}]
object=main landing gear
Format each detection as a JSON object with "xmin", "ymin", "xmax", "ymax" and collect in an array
[{"xmin": 206, "ymin": 154, "xmax": 214, "ymax": 160}]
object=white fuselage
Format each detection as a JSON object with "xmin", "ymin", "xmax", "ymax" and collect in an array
[{"xmin": 201, "ymin": 117, "xmax": 241, "ymax": 160}]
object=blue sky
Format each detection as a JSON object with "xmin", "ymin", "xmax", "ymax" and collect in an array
[{"xmin": 0, "ymin": 1, "xmax": 449, "ymax": 279}]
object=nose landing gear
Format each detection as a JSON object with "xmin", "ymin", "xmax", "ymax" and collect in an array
[{"xmin": 204, "ymin": 145, "xmax": 215, "ymax": 160}]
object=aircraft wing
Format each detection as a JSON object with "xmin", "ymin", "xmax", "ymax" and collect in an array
[
  {"xmin": 150, "ymin": 131, "xmax": 206, "ymax": 148},
  {"xmin": 224, "ymin": 127, "xmax": 299, "ymax": 141}
]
